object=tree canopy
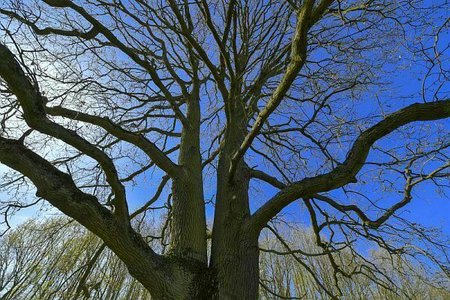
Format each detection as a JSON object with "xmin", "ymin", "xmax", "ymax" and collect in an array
[{"xmin": 0, "ymin": 0, "xmax": 449, "ymax": 299}]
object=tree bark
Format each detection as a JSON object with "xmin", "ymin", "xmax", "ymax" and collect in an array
[
  {"xmin": 170, "ymin": 96, "xmax": 208, "ymax": 263},
  {"xmin": 1, "ymin": 2, "xmax": 450, "ymax": 299},
  {"xmin": 210, "ymin": 101, "xmax": 261, "ymax": 299}
]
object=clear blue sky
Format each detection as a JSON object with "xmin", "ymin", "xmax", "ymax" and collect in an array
[{"xmin": 1, "ymin": 1, "xmax": 449, "ymax": 247}]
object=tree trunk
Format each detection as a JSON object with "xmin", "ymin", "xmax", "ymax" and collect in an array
[
  {"xmin": 210, "ymin": 165, "xmax": 260, "ymax": 299},
  {"xmin": 211, "ymin": 232, "xmax": 260, "ymax": 299},
  {"xmin": 209, "ymin": 105, "xmax": 261, "ymax": 299},
  {"xmin": 170, "ymin": 98, "xmax": 208, "ymax": 264}
]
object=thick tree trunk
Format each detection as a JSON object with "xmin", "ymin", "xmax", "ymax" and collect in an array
[
  {"xmin": 211, "ymin": 231, "xmax": 260, "ymax": 299},
  {"xmin": 170, "ymin": 98, "xmax": 208, "ymax": 264},
  {"xmin": 209, "ymin": 104, "xmax": 261, "ymax": 299},
  {"xmin": 210, "ymin": 168, "xmax": 260, "ymax": 299},
  {"xmin": 171, "ymin": 175, "xmax": 207, "ymax": 263}
]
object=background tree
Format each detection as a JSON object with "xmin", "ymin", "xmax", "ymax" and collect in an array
[
  {"xmin": 0, "ymin": 218, "xmax": 154, "ymax": 300},
  {"xmin": 0, "ymin": 0, "xmax": 449, "ymax": 298},
  {"xmin": 1, "ymin": 217, "xmax": 449, "ymax": 299}
]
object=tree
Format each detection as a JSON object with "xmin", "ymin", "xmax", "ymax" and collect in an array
[
  {"xmin": 1, "ymin": 217, "xmax": 449, "ymax": 299},
  {"xmin": 0, "ymin": 0, "xmax": 448, "ymax": 298},
  {"xmin": 0, "ymin": 218, "xmax": 153, "ymax": 299}
]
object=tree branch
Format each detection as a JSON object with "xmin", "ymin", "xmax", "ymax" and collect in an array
[
  {"xmin": 0, "ymin": 136, "xmax": 175, "ymax": 298},
  {"xmin": 40, "ymin": 0, "xmax": 188, "ymax": 126},
  {"xmin": 250, "ymin": 169, "xmax": 287, "ymax": 189},
  {"xmin": 0, "ymin": 8, "xmax": 100, "ymax": 39},
  {"xmin": 46, "ymin": 106, "xmax": 181, "ymax": 178},
  {"xmin": 0, "ymin": 42, "xmax": 133, "ymax": 220},
  {"xmin": 246, "ymin": 99, "xmax": 450, "ymax": 233},
  {"xmin": 229, "ymin": 0, "xmax": 334, "ymax": 181}
]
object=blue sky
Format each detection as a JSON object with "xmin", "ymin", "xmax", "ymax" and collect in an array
[{"xmin": 0, "ymin": 1, "xmax": 449, "ymax": 255}]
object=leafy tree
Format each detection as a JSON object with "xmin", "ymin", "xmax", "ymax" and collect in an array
[
  {"xmin": 0, "ymin": 218, "xmax": 152, "ymax": 299},
  {"xmin": 0, "ymin": 0, "xmax": 449, "ymax": 298},
  {"xmin": 1, "ymin": 217, "xmax": 449, "ymax": 299},
  {"xmin": 259, "ymin": 226, "xmax": 450, "ymax": 299}
]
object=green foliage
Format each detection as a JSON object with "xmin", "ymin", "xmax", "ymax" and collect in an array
[
  {"xmin": 0, "ymin": 218, "xmax": 151, "ymax": 300},
  {"xmin": 1, "ymin": 218, "xmax": 449, "ymax": 299}
]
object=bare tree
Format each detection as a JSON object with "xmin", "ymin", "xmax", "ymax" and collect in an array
[{"xmin": 0, "ymin": 0, "xmax": 448, "ymax": 298}]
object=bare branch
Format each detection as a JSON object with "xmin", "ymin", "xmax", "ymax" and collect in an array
[{"xmin": 247, "ymin": 100, "xmax": 450, "ymax": 232}]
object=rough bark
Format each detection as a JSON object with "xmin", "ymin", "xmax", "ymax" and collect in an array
[
  {"xmin": 210, "ymin": 99, "xmax": 260, "ymax": 299},
  {"xmin": 170, "ymin": 98, "xmax": 208, "ymax": 264}
]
